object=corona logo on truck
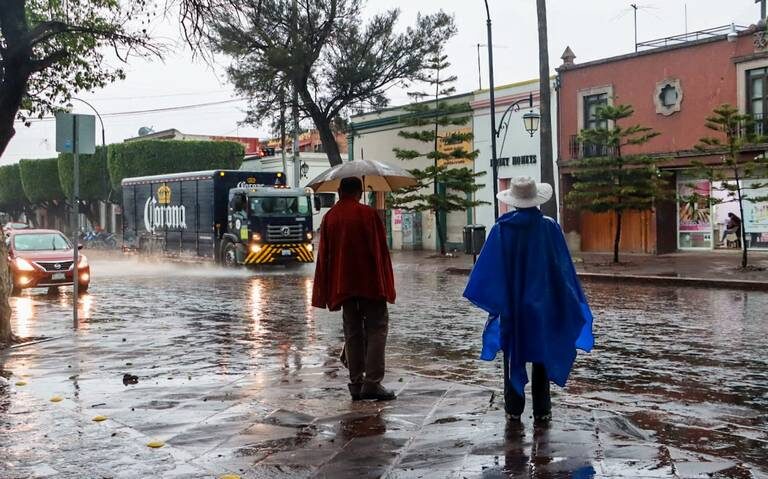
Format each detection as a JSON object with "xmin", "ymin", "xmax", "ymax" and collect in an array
[{"xmin": 143, "ymin": 184, "xmax": 187, "ymax": 233}]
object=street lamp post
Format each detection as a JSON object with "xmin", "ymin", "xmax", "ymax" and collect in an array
[
  {"xmin": 496, "ymin": 92, "xmax": 541, "ymax": 157},
  {"xmin": 483, "ymin": 0, "xmax": 501, "ymax": 220}
]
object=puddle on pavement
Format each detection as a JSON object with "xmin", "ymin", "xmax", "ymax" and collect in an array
[{"xmin": 2, "ymin": 257, "xmax": 767, "ymax": 475}]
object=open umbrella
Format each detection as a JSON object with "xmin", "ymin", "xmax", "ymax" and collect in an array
[{"xmin": 307, "ymin": 159, "xmax": 417, "ymax": 192}]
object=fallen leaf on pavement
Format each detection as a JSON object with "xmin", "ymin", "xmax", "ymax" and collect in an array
[
  {"xmin": 15, "ymin": 381, "xmax": 27, "ymax": 386},
  {"xmin": 50, "ymin": 395, "xmax": 63, "ymax": 403},
  {"xmin": 146, "ymin": 440, "xmax": 165, "ymax": 448},
  {"xmin": 92, "ymin": 415, "xmax": 108, "ymax": 422}
]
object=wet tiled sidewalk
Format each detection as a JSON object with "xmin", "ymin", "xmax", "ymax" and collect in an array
[{"xmin": 0, "ymin": 341, "xmax": 755, "ymax": 478}]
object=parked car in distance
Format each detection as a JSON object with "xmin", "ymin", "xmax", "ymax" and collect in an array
[{"xmin": 6, "ymin": 229, "xmax": 90, "ymax": 295}]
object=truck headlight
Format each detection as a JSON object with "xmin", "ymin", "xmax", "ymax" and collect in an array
[
  {"xmin": 250, "ymin": 244, "xmax": 262, "ymax": 253},
  {"xmin": 304, "ymin": 243, "xmax": 313, "ymax": 252},
  {"xmin": 306, "ymin": 232, "xmax": 313, "ymax": 240},
  {"xmin": 252, "ymin": 233, "xmax": 262, "ymax": 241}
]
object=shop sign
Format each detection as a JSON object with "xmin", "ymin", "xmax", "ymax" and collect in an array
[
  {"xmin": 742, "ymin": 179, "xmax": 768, "ymax": 233},
  {"xmin": 392, "ymin": 209, "xmax": 403, "ymax": 232},
  {"xmin": 437, "ymin": 127, "xmax": 474, "ymax": 167},
  {"xmin": 677, "ymin": 180, "xmax": 711, "ymax": 232},
  {"xmin": 493, "ymin": 155, "xmax": 537, "ymax": 167}
]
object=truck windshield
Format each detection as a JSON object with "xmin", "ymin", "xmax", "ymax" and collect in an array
[{"xmin": 249, "ymin": 196, "xmax": 310, "ymax": 216}]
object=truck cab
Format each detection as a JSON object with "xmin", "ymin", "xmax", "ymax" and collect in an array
[{"xmin": 223, "ymin": 186, "xmax": 315, "ymax": 266}]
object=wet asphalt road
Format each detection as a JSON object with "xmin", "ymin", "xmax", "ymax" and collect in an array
[{"xmin": 3, "ymin": 256, "xmax": 768, "ymax": 475}]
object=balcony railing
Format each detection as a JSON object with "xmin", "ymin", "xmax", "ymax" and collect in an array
[{"xmin": 568, "ymin": 135, "xmax": 612, "ymax": 159}]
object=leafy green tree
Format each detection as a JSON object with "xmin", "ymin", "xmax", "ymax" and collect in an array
[
  {"xmin": 58, "ymin": 146, "xmax": 111, "ymax": 227},
  {"xmin": 0, "ymin": 163, "xmax": 34, "ymax": 223},
  {"xmin": 688, "ymin": 105, "xmax": 768, "ymax": 269},
  {"xmin": 0, "ymin": 0, "xmax": 160, "ymax": 158},
  {"xmin": 566, "ymin": 104, "xmax": 668, "ymax": 264},
  {"xmin": 390, "ymin": 38, "xmax": 485, "ymax": 255},
  {"xmin": 107, "ymin": 140, "xmax": 245, "ymax": 190},
  {"xmin": 19, "ymin": 157, "xmax": 68, "ymax": 229},
  {"xmin": 1, "ymin": 0, "xmax": 160, "ymax": 346},
  {"xmin": 191, "ymin": 0, "xmax": 455, "ymax": 166}
]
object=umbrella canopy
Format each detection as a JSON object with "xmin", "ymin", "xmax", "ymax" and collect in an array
[{"xmin": 307, "ymin": 159, "xmax": 417, "ymax": 193}]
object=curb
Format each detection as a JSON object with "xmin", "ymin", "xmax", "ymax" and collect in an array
[{"xmin": 445, "ymin": 267, "xmax": 768, "ymax": 291}]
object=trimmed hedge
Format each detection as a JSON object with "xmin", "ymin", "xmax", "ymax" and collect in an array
[
  {"xmin": 0, "ymin": 164, "xmax": 27, "ymax": 210},
  {"xmin": 58, "ymin": 146, "xmax": 111, "ymax": 202},
  {"xmin": 19, "ymin": 158, "xmax": 66, "ymax": 204},
  {"xmin": 107, "ymin": 140, "xmax": 245, "ymax": 189}
]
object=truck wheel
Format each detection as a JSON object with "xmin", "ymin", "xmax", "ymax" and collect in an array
[{"xmin": 220, "ymin": 240, "xmax": 239, "ymax": 268}]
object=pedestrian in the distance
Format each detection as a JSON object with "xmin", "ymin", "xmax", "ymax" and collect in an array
[
  {"xmin": 312, "ymin": 176, "xmax": 397, "ymax": 401},
  {"xmin": 463, "ymin": 176, "xmax": 594, "ymax": 423}
]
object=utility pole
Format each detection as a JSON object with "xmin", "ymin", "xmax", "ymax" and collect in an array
[
  {"xmin": 537, "ymin": 0, "xmax": 557, "ymax": 218},
  {"xmin": 72, "ymin": 116, "xmax": 80, "ymax": 330},
  {"xmin": 476, "ymin": 44, "xmax": 483, "ymax": 90},
  {"xmin": 280, "ymin": 92, "xmax": 288, "ymax": 177},
  {"xmin": 761, "ymin": 0, "xmax": 767, "ymax": 20},
  {"xmin": 291, "ymin": 0, "xmax": 301, "ymax": 188},
  {"xmin": 631, "ymin": 4, "xmax": 638, "ymax": 52}
]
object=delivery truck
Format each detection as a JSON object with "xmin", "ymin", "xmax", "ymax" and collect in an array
[{"xmin": 121, "ymin": 170, "xmax": 316, "ymax": 265}]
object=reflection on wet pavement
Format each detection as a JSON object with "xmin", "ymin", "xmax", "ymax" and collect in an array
[{"xmin": 0, "ymin": 257, "xmax": 766, "ymax": 478}]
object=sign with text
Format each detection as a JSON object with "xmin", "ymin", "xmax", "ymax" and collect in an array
[
  {"xmin": 437, "ymin": 127, "xmax": 474, "ymax": 167},
  {"xmin": 492, "ymin": 155, "xmax": 537, "ymax": 167}
]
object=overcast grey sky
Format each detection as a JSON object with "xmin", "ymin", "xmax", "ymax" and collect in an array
[{"xmin": 3, "ymin": 0, "xmax": 761, "ymax": 163}]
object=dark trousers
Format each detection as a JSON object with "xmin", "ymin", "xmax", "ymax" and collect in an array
[
  {"xmin": 503, "ymin": 357, "xmax": 551, "ymax": 417},
  {"xmin": 342, "ymin": 298, "xmax": 389, "ymax": 386}
]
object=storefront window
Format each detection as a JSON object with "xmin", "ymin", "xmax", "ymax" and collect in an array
[
  {"xmin": 742, "ymin": 179, "xmax": 768, "ymax": 250},
  {"xmin": 677, "ymin": 179, "xmax": 713, "ymax": 249}
]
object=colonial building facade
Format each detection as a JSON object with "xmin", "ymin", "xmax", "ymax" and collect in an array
[{"xmin": 557, "ymin": 23, "xmax": 768, "ymax": 253}]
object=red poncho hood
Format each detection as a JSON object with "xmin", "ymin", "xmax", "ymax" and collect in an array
[{"xmin": 312, "ymin": 197, "xmax": 395, "ymax": 311}]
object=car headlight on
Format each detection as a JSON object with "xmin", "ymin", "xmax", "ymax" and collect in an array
[
  {"xmin": 78, "ymin": 255, "xmax": 88, "ymax": 268},
  {"xmin": 14, "ymin": 257, "xmax": 35, "ymax": 271}
]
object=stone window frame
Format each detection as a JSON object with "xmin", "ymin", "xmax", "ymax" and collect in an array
[
  {"xmin": 576, "ymin": 85, "xmax": 614, "ymax": 131},
  {"xmin": 654, "ymin": 78, "xmax": 683, "ymax": 116},
  {"xmin": 737, "ymin": 58, "xmax": 768, "ymax": 115}
]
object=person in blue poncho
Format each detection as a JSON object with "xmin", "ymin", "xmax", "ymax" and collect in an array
[{"xmin": 463, "ymin": 176, "xmax": 594, "ymax": 423}]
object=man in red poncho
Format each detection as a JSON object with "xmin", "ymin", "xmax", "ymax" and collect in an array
[{"xmin": 312, "ymin": 176, "xmax": 397, "ymax": 401}]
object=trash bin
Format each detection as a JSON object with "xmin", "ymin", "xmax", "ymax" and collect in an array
[{"xmin": 463, "ymin": 224, "xmax": 486, "ymax": 255}]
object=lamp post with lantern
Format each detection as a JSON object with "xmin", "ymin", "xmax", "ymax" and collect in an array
[{"xmin": 483, "ymin": 1, "xmax": 541, "ymax": 220}]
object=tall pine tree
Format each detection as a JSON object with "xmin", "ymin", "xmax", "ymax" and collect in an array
[
  {"xmin": 689, "ymin": 104, "xmax": 768, "ymax": 268},
  {"xmin": 391, "ymin": 41, "xmax": 485, "ymax": 255},
  {"xmin": 566, "ymin": 104, "xmax": 669, "ymax": 264}
]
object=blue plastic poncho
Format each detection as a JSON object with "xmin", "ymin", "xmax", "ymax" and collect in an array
[{"xmin": 463, "ymin": 208, "xmax": 594, "ymax": 395}]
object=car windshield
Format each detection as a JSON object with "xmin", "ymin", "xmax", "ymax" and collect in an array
[
  {"xmin": 249, "ymin": 196, "xmax": 310, "ymax": 216},
  {"xmin": 13, "ymin": 233, "xmax": 71, "ymax": 251}
]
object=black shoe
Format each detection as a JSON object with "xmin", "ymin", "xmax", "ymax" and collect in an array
[
  {"xmin": 534, "ymin": 412, "xmax": 551, "ymax": 424},
  {"xmin": 360, "ymin": 383, "xmax": 397, "ymax": 401},
  {"xmin": 348, "ymin": 383, "xmax": 362, "ymax": 401}
]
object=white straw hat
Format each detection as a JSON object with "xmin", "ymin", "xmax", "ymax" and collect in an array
[{"xmin": 496, "ymin": 176, "xmax": 553, "ymax": 208}]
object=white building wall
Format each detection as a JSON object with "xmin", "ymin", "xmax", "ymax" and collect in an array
[
  {"xmin": 352, "ymin": 99, "xmax": 473, "ymax": 252},
  {"xmin": 471, "ymin": 79, "xmax": 560, "ymax": 230}
]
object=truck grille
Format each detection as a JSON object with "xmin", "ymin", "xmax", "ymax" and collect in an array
[
  {"xmin": 266, "ymin": 225, "xmax": 303, "ymax": 242},
  {"xmin": 35, "ymin": 261, "xmax": 74, "ymax": 272}
]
